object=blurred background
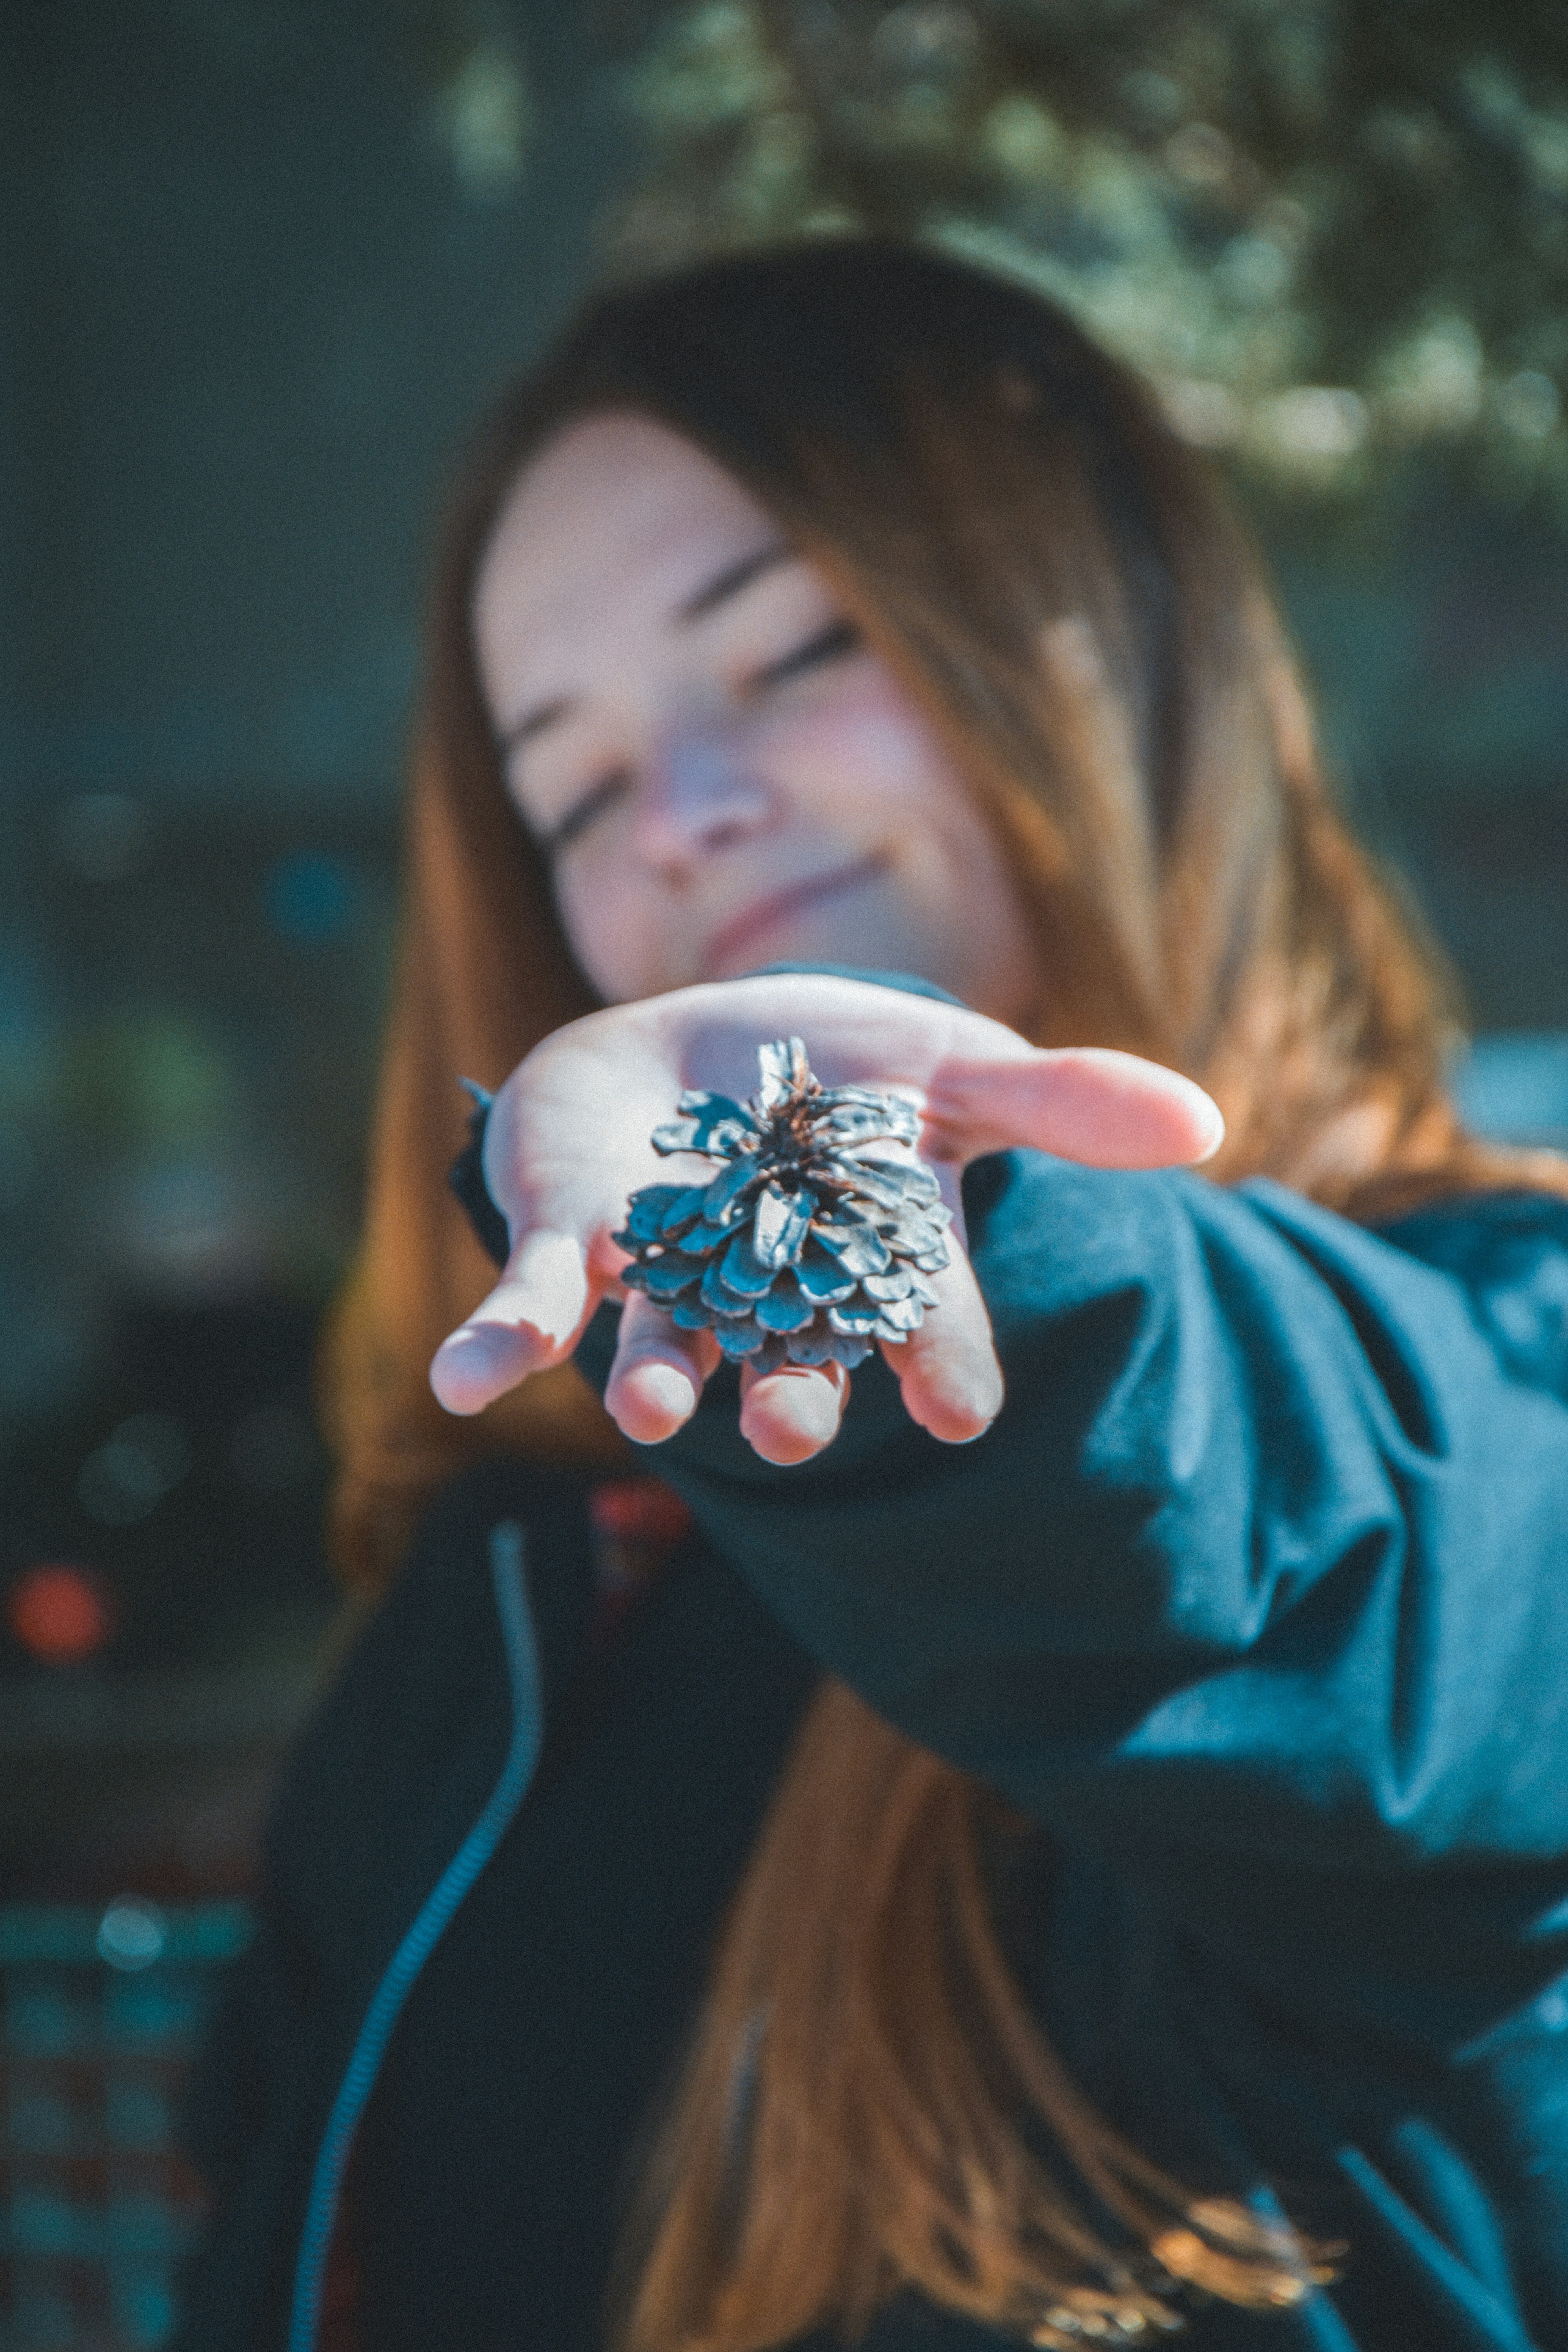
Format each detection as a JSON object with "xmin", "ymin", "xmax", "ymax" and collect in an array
[{"xmin": 2, "ymin": 3, "xmax": 1566, "ymax": 2342}]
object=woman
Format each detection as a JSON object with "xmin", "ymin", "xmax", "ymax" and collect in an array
[{"xmin": 178, "ymin": 243, "xmax": 1568, "ymax": 2352}]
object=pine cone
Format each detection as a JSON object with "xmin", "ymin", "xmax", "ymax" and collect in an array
[{"xmin": 613, "ymin": 1037, "xmax": 952, "ymax": 1374}]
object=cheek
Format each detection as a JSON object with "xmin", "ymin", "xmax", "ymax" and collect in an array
[
  {"xmin": 553, "ymin": 864, "xmax": 690, "ymax": 1003},
  {"xmin": 766, "ymin": 668, "xmax": 965, "ymax": 824},
  {"xmin": 554, "ymin": 865, "xmax": 640, "ymax": 997},
  {"xmin": 766, "ymin": 674, "xmax": 1029, "ymax": 959}
]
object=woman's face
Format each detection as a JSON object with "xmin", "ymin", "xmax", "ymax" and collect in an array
[{"xmin": 473, "ymin": 412, "xmax": 1041, "ymax": 1022}]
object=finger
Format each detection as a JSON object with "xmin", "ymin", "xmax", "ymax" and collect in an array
[
  {"xmin": 884, "ymin": 1245, "xmax": 1004, "ymax": 1443},
  {"xmin": 605, "ymin": 1295, "xmax": 722, "ymax": 1443},
  {"xmin": 923, "ymin": 1048, "xmax": 1223, "ymax": 1169},
  {"xmin": 738, "ymin": 1359, "xmax": 849, "ymax": 1465},
  {"xmin": 430, "ymin": 1230, "xmax": 596, "ymax": 1417}
]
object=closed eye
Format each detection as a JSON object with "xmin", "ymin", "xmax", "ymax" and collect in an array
[
  {"xmin": 750, "ymin": 618, "xmax": 861, "ymax": 692},
  {"xmin": 543, "ymin": 766, "xmax": 633, "ymax": 858},
  {"xmin": 538, "ymin": 620, "xmax": 859, "ymax": 855}
]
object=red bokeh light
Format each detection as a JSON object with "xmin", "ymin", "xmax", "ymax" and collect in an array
[
  {"xmin": 6, "ymin": 1563, "xmax": 116, "ymax": 1664},
  {"xmin": 589, "ymin": 1478, "xmax": 694, "ymax": 1547}
]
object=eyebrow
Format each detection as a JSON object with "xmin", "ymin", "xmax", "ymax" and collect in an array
[{"xmin": 495, "ymin": 540, "xmax": 795, "ymax": 759}]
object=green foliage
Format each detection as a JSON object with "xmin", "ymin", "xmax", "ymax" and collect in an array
[{"xmin": 608, "ymin": 2, "xmax": 1568, "ymax": 506}]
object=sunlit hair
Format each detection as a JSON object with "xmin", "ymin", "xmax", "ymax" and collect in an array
[{"xmin": 320, "ymin": 241, "xmax": 1568, "ymax": 2346}]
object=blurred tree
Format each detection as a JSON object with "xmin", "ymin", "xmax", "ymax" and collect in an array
[{"xmin": 604, "ymin": 1, "xmax": 1568, "ymax": 509}]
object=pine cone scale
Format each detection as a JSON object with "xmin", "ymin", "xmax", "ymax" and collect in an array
[
  {"xmin": 641, "ymin": 1256, "xmax": 702, "ymax": 1301},
  {"xmin": 795, "ymin": 1252, "xmax": 859, "ymax": 1304},
  {"xmin": 812, "ymin": 1222, "xmax": 892, "ymax": 1277},
  {"xmin": 753, "ymin": 1183, "xmax": 816, "ymax": 1266},
  {"xmin": 674, "ymin": 1221, "xmax": 729, "ymax": 1258},
  {"xmin": 658, "ymin": 1185, "xmax": 711, "ymax": 1236},
  {"xmin": 755, "ymin": 1285, "xmax": 816, "ymax": 1334},
  {"xmin": 718, "ymin": 1234, "xmax": 775, "ymax": 1296},
  {"xmin": 702, "ymin": 1157, "xmax": 762, "ymax": 1223}
]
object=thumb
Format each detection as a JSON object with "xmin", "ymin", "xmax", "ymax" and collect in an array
[{"xmin": 923, "ymin": 1048, "xmax": 1224, "ymax": 1170}]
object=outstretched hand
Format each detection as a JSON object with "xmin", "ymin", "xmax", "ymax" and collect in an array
[{"xmin": 429, "ymin": 974, "xmax": 1222, "ymax": 1465}]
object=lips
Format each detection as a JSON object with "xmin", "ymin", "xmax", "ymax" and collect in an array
[{"xmin": 701, "ymin": 853, "xmax": 888, "ymax": 978}]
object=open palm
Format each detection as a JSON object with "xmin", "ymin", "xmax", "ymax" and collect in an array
[{"xmin": 430, "ymin": 973, "xmax": 1222, "ymax": 1464}]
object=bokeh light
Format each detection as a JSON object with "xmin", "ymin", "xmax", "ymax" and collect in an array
[
  {"xmin": 76, "ymin": 1413, "xmax": 193, "ymax": 1528},
  {"xmin": 96, "ymin": 1895, "xmax": 168, "ymax": 1973},
  {"xmin": 6, "ymin": 1563, "xmax": 117, "ymax": 1665},
  {"xmin": 590, "ymin": 1478, "xmax": 696, "ymax": 1547},
  {"xmin": 263, "ymin": 851, "xmax": 360, "ymax": 944}
]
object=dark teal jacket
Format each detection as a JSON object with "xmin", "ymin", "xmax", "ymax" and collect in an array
[
  {"xmin": 630, "ymin": 1158, "xmax": 1568, "ymax": 2351},
  {"xmin": 178, "ymin": 1135, "xmax": 1568, "ymax": 2351}
]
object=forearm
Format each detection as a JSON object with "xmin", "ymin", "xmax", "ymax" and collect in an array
[
  {"xmin": 441, "ymin": 971, "xmax": 1568, "ymax": 1876},
  {"xmin": 577, "ymin": 1150, "xmax": 1568, "ymax": 1882},
  {"xmin": 579, "ymin": 1149, "xmax": 1378, "ymax": 1690}
]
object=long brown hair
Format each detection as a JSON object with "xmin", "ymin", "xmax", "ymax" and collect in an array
[{"xmin": 321, "ymin": 242, "xmax": 1568, "ymax": 2346}]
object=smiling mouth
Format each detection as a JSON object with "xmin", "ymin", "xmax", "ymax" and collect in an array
[{"xmin": 702, "ymin": 855, "xmax": 889, "ymax": 978}]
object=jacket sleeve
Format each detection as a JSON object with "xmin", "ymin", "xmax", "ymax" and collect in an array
[{"xmin": 576, "ymin": 1143, "xmax": 1568, "ymax": 1929}]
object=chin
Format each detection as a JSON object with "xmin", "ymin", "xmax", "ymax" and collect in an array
[{"xmin": 726, "ymin": 897, "xmax": 914, "ymax": 984}]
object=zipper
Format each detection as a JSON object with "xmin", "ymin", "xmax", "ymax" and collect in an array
[{"xmin": 287, "ymin": 1521, "xmax": 542, "ymax": 2352}]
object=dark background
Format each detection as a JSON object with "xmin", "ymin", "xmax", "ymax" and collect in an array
[
  {"xmin": 0, "ymin": 0, "xmax": 646, "ymax": 1897},
  {"xmin": 2, "ymin": 0, "xmax": 1566, "ymax": 1900}
]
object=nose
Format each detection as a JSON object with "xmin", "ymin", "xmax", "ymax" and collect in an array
[{"xmin": 630, "ymin": 724, "xmax": 776, "ymax": 872}]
